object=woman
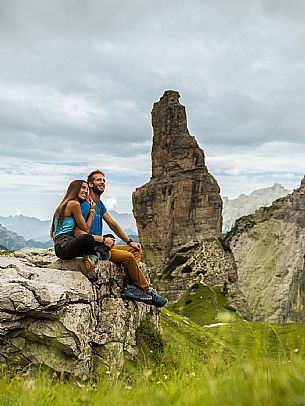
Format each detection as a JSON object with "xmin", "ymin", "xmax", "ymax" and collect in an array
[{"xmin": 51, "ymin": 180, "xmax": 114, "ymax": 270}]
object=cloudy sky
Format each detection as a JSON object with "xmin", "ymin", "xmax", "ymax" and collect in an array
[{"xmin": 1, "ymin": 0, "xmax": 305, "ymax": 220}]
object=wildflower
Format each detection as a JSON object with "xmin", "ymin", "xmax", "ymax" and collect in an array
[
  {"xmin": 294, "ymin": 348, "xmax": 299, "ymax": 353},
  {"xmin": 79, "ymin": 396, "xmax": 91, "ymax": 403},
  {"xmin": 164, "ymin": 375, "xmax": 168, "ymax": 380},
  {"xmin": 144, "ymin": 369, "xmax": 152, "ymax": 378},
  {"xmin": 218, "ymin": 311, "xmax": 234, "ymax": 322},
  {"xmin": 105, "ymin": 370, "xmax": 111, "ymax": 375},
  {"xmin": 191, "ymin": 372, "xmax": 196, "ymax": 376},
  {"xmin": 24, "ymin": 379, "xmax": 35, "ymax": 389}
]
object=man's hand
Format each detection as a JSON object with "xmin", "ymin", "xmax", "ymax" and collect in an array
[
  {"xmin": 130, "ymin": 241, "xmax": 142, "ymax": 254},
  {"xmin": 104, "ymin": 236, "xmax": 115, "ymax": 248}
]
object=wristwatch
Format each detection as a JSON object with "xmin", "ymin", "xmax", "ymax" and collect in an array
[{"xmin": 126, "ymin": 239, "xmax": 133, "ymax": 245}]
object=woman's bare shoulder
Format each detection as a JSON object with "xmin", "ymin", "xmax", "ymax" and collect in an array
[
  {"xmin": 67, "ymin": 200, "xmax": 80, "ymax": 208},
  {"xmin": 65, "ymin": 200, "xmax": 80, "ymax": 215}
]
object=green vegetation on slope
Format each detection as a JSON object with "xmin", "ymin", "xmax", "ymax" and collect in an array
[
  {"xmin": 167, "ymin": 285, "xmax": 238, "ymax": 326},
  {"xmin": 0, "ymin": 250, "xmax": 15, "ymax": 255},
  {"xmin": 2, "ymin": 285, "xmax": 305, "ymax": 405}
]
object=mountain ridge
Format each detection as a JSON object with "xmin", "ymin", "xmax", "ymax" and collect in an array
[
  {"xmin": 0, "ymin": 210, "xmax": 138, "ymax": 249},
  {"xmin": 222, "ymin": 183, "xmax": 290, "ymax": 233},
  {"xmin": 0, "ymin": 224, "xmax": 52, "ymax": 250},
  {"xmin": 1, "ymin": 184, "xmax": 290, "ymax": 247}
]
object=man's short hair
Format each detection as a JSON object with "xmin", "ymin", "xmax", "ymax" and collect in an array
[{"xmin": 87, "ymin": 169, "xmax": 105, "ymax": 184}]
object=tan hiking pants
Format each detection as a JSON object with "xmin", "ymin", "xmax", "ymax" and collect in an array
[{"xmin": 109, "ymin": 245, "xmax": 149, "ymax": 292}]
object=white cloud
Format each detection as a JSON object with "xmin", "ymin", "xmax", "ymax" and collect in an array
[
  {"xmin": 0, "ymin": 0, "xmax": 305, "ymax": 218},
  {"xmin": 104, "ymin": 198, "xmax": 117, "ymax": 210},
  {"xmin": 205, "ymin": 141, "xmax": 305, "ymax": 197}
]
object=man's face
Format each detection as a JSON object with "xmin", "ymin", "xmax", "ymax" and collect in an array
[{"xmin": 90, "ymin": 173, "xmax": 105, "ymax": 196}]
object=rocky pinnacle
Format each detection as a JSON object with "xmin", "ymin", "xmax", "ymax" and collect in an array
[
  {"xmin": 151, "ymin": 90, "xmax": 205, "ymax": 178},
  {"xmin": 133, "ymin": 90, "xmax": 222, "ymax": 267}
]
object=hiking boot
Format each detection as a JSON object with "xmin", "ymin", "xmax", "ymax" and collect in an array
[
  {"xmin": 82, "ymin": 254, "xmax": 98, "ymax": 271},
  {"xmin": 122, "ymin": 287, "xmax": 154, "ymax": 304},
  {"xmin": 147, "ymin": 290, "xmax": 168, "ymax": 308}
]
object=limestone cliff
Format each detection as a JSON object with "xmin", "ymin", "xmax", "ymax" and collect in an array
[
  {"xmin": 147, "ymin": 238, "xmax": 250, "ymax": 319},
  {"xmin": 224, "ymin": 177, "xmax": 305, "ymax": 322},
  {"xmin": 222, "ymin": 183, "xmax": 290, "ymax": 233},
  {"xmin": 133, "ymin": 90, "xmax": 222, "ymax": 268},
  {"xmin": 0, "ymin": 248, "xmax": 160, "ymax": 378}
]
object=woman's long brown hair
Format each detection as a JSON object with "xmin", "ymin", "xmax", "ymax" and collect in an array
[{"xmin": 51, "ymin": 179, "xmax": 87, "ymax": 237}]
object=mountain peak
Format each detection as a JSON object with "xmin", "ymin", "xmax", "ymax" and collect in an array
[{"xmin": 223, "ymin": 183, "xmax": 291, "ymax": 233}]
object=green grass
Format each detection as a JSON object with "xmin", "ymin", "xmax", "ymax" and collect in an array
[
  {"xmin": 167, "ymin": 285, "xmax": 238, "ymax": 326},
  {"xmin": 166, "ymin": 285, "xmax": 305, "ymax": 360},
  {"xmin": 0, "ymin": 250, "xmax": 15, "ymax": 255},
  {"xmin": 2, "ymin": 285, "xmax": 305, "ymax": 405}
]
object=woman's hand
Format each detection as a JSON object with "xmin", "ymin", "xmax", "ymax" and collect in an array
[{"xmin": 87, "ymin": 196, "xmax": 96, "ymax": 209}]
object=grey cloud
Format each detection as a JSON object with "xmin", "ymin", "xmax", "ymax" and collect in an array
[
  {"xmin": 188, "ymin": 90, "xmax": 305, "ymax": 146},
  {"xmin": 0, "ymin": 0, "xmax": 305, "ymax": 189}
]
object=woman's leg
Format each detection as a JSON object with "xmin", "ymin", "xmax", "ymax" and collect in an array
[{"xmin": 55, "ymin": 234, "xmax": 95, "ymax": 260}]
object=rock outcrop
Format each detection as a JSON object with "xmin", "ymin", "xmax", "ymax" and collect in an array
[
  {"xmin": 149, "ymin": 238, "xmax": 250, "ymax": 319},
  {"xmin": 0, "ymin": 248, "xmax": 160, "ymax": 378},
  {"xmin": 133, "ymin": 90, "xmax": 222, "ymax": 267},
  {"xmin": 222, "ymin": 183, "xmax": 290, "ymax": 233},
  {"xmin": 224, "ymin": 177, "xmax": 305, "ymax": 322}
]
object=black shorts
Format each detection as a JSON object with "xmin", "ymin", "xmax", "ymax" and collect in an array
[{"xmin": 54, "ymin": 233, "xmax": 95, "ymax": 260}]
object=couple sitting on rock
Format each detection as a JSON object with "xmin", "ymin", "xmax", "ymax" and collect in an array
[{"xmin": 50, "ymin": 169, "xmax": 167, "ymax": 308}]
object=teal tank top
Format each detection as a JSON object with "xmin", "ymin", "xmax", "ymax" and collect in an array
[{"xmin": 53, "ymin": 215, "xmax": 76, "ymax": 238}]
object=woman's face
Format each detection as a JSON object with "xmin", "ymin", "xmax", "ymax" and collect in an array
[{"xmin": 77, "ymin": 182, "xmax": 89, "ymax": 201}]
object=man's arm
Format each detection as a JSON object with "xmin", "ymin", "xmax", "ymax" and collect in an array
[{"xmin": 103, "ymin": 212, "xmax": 142, "ymax": 252}]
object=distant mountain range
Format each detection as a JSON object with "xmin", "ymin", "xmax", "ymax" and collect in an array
[
  {"xmin": 1, "ymin": 186, "xmax": 291, "ymax": 249},
  {"xmin": 0, "ymin": 224, "xmax": 52, "ymax": 250},
  {"xmin": 0, "ymin": 210, "xmax": 138, "ymax": 250},
  {"xmin": 0, "ymin": 214, "xmax": 52, "ymax": 242},
  {"xmin": 222, "ymin": 183, "xmax": 290, "ymax": 233}
]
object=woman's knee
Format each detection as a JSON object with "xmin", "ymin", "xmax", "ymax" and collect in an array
[{"xmin": 79, "ymin": 234, "xmax": 94, "ymax": 247}]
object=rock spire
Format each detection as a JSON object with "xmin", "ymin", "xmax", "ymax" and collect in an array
[{"xmin": 133, "ymin": 90, "xmax": 222, "ymax": 267}]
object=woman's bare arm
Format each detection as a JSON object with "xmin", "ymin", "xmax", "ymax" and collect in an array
[{"xmin": 66, "ymin": 201, "xmax": 94, "ymax": 233}]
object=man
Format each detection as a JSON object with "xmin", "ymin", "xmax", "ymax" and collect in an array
[{"xmin": 79, "ymin": 169, "xmax": 167, "ymax": 308}]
